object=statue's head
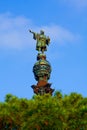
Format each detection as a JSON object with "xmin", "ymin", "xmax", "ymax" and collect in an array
[{"xmin": 40, "ymin": 30, "xmax": 44, "ymax": 35}]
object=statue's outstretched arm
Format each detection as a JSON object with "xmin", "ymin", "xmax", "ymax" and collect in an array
[
  {"xmin": 29, "ymin": 29, "xmax": 35, "ymax": 34},
  {"xmin": 29, "ymin": 29, "xmax": 36, "ymax": 40}
]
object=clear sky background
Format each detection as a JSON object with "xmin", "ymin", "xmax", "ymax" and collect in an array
[{"xmin": 0, "ymin": 0, "xmax": 87, "ymax": 101}]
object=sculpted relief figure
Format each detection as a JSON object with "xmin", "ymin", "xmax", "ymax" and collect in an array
[{"xmin": 29, "ymin": 30, "xmax": 50, "ymax": 53}]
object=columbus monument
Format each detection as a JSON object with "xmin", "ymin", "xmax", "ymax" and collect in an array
[{"xmin": 29, "ymin": 29, "xmax": 54, "ymax": 95}]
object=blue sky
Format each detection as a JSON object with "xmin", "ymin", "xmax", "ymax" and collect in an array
[{"xmin": 0, "ymin": 0, "xmax": 87, "ymax": 101}]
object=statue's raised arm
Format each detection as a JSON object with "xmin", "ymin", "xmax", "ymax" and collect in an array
[
  {"xmin": 29, "ymin": 29, "xmax": 37, "ymax": 40},
  {"xmin": 29, "ymin": 29, "xmax": 35, "ymax": 34},
  {"xmin": 29, "ymin": 30, "xmax": 50, "ymax": 53}
]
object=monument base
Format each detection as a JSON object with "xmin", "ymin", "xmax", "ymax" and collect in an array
[{"xmin": 31, "ymin": 82, "xmax": 54, "ymax": 95}]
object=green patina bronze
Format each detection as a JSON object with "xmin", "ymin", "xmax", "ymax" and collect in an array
[
  {"xmin": 29, "ymin": 30, "xmax": 50, "ymax": 53},
  {"xmin": 30, "ymin": 29, "xmax": 54, "ymax": 95},
  {"xmin": 33, "ymin": 54, "xmax": 51, "ymax": 81}
]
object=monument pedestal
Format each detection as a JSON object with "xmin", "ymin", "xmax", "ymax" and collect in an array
[
  {"xmin": 31, "ymin": 53, "xmax": 54, "ymax": 95},
  {"xmin": 31, "ymin": 82, "xmax": 54, "ymax": 95}
]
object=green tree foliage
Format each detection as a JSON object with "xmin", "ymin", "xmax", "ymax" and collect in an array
[{"xmin": 0, "ymin": 92, "xmax": 87, "ymax": 130}]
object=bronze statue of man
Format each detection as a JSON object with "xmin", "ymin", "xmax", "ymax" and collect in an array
[{"xmin": 29, "ymin": 30, "xmax": 50, "ymax": 53}]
